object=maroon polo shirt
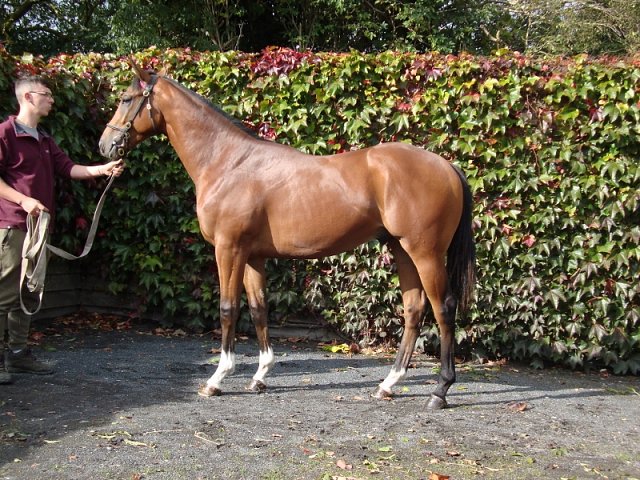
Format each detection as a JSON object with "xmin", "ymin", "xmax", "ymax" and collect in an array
[{"xmin": 0, "ymin": 115, "xmax": 75, "ymax": 230}]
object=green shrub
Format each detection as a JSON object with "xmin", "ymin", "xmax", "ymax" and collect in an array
[{"xmin": 1, "ymin": 46, "xmax": 637, "ymax": 373}]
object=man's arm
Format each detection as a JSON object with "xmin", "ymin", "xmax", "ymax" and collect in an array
[
  {"xmin": 69, "ymin": 159, "xmax": 125, "ymax": 180},
  {"xmin": 0, "ymin": 176, "xmax": 48, "ymax": 215}
]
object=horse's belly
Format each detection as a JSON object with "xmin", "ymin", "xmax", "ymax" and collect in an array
[{"xmin": 266, "ymin": 220, "xmax": 381, "ymax": 259}]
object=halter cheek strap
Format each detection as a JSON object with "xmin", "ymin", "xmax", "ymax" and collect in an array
[{"xmin": 106, "ymin": 75, "xmax": 158, "ymax": 158}]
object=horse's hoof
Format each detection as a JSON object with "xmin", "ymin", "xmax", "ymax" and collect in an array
[
  {"xmin": 245, "ymin": 379, "xmax": 267, "ymax": 393},
  {"xmin": 427, "ymin": 394, "xmax": 447, "ymax": 410},
  {"xmin": 371, "ymin": 386, "xmax": 394, "ymax": 400},
  {"xmin": 198, "ymin": 384, "xmax": 222, "ymax": 397}
]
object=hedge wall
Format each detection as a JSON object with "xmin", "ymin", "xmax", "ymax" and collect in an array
[{"xmin": 1, "ymin": 46, "xmax": 638, "ymax": 373}]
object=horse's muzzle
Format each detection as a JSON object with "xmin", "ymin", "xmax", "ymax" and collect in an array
[{"xmin": 100, "ymin": 124, "xmax": 130, "ymax": 160}]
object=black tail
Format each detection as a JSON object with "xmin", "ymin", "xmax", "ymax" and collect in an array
[{"xmin": 447, "ymin": 164, "xmax": 476, "ymax": 316}]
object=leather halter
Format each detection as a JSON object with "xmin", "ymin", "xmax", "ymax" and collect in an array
[{"xmin": 105, "ymin": 75, "xmax": 158, "ymax": 158}]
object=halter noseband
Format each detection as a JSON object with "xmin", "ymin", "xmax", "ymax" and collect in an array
[{"xmin": 106, "ymin": 75, "xmax": 158, "ymax": 158}]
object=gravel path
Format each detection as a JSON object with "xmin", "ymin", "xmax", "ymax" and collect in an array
[{"xmin": 1, "ymin": 317, "xmax": 639, "ymax": 480}]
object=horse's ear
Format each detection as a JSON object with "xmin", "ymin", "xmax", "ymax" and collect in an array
[{"xmin": 129, "ymin": 56, "xmax": 152, "ymax": 84}]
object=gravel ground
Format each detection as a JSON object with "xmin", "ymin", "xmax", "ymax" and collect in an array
[{"xmin": 1, "ymin": 316, "xmax": 639, "ymax": 480}]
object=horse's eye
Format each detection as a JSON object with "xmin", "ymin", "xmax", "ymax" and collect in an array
[{"xmin": 121, "ymin": 96, "xmax": 132, "ymax": 104}]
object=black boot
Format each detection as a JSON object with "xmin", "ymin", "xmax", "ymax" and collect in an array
[{"xmin": 6, "ymin": 349, "xmax": 53, "ymax": 375}]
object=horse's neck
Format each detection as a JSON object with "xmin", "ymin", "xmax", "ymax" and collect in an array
[{"xmin": 158, "ymin": 89, "xmax": 256, "ymax": 180}]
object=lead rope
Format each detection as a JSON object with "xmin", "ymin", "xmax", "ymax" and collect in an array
[{"xmin": 19, "ymin": 173, "xmax": 117, "ymax": 315}]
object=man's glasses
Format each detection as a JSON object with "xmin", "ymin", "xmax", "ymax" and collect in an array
[{"xmin": 29, "ymin": 91, "xmax": 53, "ymax": 98}]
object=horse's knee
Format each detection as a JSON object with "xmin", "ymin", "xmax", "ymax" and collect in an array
[{"xmin": 219, "ymin": 301, "xmax": 238, "ymax": 322}]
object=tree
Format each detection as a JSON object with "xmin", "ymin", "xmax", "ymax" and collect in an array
[
  {"xmin": 499, "ymin": 0, "xmax": 640, "ymax": 55},
  {"xmin": 1, "ymin": 0, "xmax": 117, "ymax": 54},
  {"xmin": 268, "ymin": 0, "xmax": 511, "ymax": 53},
  {"xmin": 1, "ymin": 0, "xmax": 638, "ymax": 56},
  {"xmin": 106, "ymin": 0, "xmax": 252, "ymax": 53}
]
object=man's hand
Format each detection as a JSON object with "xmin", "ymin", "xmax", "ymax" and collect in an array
[
  {"xmin": 102, "ymin": 159, "xmax": 126, "ymax": 177},
  {"xmin": 20, "ymin": 197, "xmax": 49, "ymax": 217}
]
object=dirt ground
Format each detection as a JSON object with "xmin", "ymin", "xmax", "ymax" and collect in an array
[{"xmin": 1, "ymin": 314, "xmax": 639, "ymax": 480}]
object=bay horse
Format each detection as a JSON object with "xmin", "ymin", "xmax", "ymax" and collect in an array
[{"xmin": 99, "ymin": 61, "xmax": 476, "ymax": 409}]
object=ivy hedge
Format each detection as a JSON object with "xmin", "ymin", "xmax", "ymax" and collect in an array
[{"xmin": 1, "ymin": 46, "xmax": 638, "ymax": 373}]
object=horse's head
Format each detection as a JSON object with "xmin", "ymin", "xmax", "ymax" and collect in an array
[{"xmin": 99, "ymin": 59, "xmax": 162, "ymax": 161}]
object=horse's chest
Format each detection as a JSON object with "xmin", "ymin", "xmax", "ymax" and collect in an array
[{"xmin": 197, "ymin": 190, "xmax": 263, "ymax": 238}]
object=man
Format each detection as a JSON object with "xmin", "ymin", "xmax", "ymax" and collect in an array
[{"xmin": 0, "ymin": 75, "xmax": 125, "ymax": 385}]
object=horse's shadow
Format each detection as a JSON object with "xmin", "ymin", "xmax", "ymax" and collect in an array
[{"xmin": 198, "ymin": 345, "xmax": 625, "ymax": 408}]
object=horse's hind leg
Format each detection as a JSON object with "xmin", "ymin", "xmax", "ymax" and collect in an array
[
  {"xmin": 416, "ymin": 254, "xmax": 458, "ymax": 410},
  {"xmin": 373, "ymin": 241, "xmax": 457, "ymax": 409},
  {"xmin": 243, "ymin": 258, "xmax": 275, "ymax": 393},
  {"xmin": 373, "ymin": 240, "xmax": 427, "ymax": 399}
]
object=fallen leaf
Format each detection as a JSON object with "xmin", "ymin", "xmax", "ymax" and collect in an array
[
  {"xmin": 429, "ymin": 473, "xmax": 450, "ymax": 480},
  {"xmin": 287, "ymin": 337, "xmax": 306, "ymax": 343},
  {"xmin": 194, "ymin": 432, "xmax": 224, "ymax": 447},
  {"xmin": 123, "ymin": 439, "xmax": 151, "ymax": 448},
  {"xmin": 30, "ymin": 332, "xmax": 46, "ymax": 343},
  {"xmin": 321, "ymin": 343, "xmax": 351, "ymax": 354},
  {"xmin": 336, "ymin": 459, "xmax": 353, "ymax": 470},
  {"xmin": 506, "ymin": 401, "xmax": 530, "ymax": 412},
  {"xmin": 446, "ymin": 450, "xmax": 461, "ymax": 457}
]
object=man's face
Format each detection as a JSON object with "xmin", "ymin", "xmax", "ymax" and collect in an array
[{"xmin": 25, "ymin": 85, "xmax": 54, "ymax": 117}]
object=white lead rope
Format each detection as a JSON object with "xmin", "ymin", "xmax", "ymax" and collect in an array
[{"xmin": 20, "ymin": 174, "xmax": 117, "ymax": 315}]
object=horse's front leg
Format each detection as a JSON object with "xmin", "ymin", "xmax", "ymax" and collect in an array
[
  {"xmin": 198, "ymin": 246, "xmax": 246, "ymax": 397},
  {"xmin": 243, "ymin": 258, "xmax": 275, "ymax": 393}
]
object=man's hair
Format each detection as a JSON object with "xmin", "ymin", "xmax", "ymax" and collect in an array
[{"xmin": 14, "ymin": 75, "xmax": 50, "ymax": 102}]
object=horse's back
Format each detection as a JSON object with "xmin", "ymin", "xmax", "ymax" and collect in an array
[
  {"xmin": 365, "ymin": 142, "xmax": 457, "ymax": 179},
  {"xmin": 198, "ymin": 140, "xmax": 464, "ymax": 258}
]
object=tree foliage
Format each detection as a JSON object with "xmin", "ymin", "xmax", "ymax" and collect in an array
[
  {"xmin": 2, "ymin": 0, "xmax": 639, "ymax": 56},
  {"xmin": 1, "ymin": 0, "xmax": 117, "ymax": 54},
  {"xmin": 504, "ymin": 0, "xmax": 640, "ymax": 55}
]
